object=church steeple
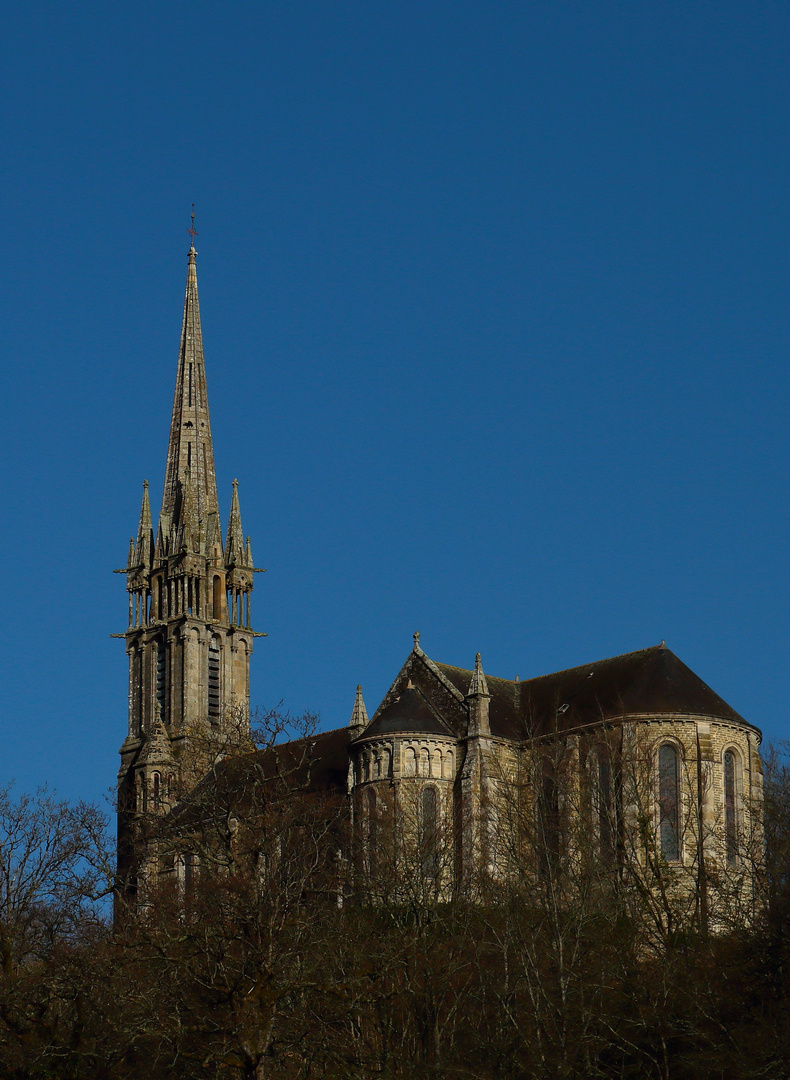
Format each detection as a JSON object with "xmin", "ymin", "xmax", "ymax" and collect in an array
[
  {"xmin": 117, "ymin": 235, "xmax": 258, "ymax": 909},
  {"xmin": 160, "ymin": 243, "xmax": 220, "ymax": 550}
]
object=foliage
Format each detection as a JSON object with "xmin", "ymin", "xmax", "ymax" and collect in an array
[{"xmin": 1, "ymin": 742, "xmax": 790, "ymax": 1078}]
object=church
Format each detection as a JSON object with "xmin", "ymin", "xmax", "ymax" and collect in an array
[{"xmin": 116, "ymin": 243, "xmax": 763, "ymax": 918}]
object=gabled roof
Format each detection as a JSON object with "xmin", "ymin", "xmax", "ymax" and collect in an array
[{"xmin": 435, "ymin": 644, "xmax": 748, "ymax": 738}]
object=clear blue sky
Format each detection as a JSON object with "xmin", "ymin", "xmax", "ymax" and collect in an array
[{"xmin": 1, "ymin": 1, "xmax": 788, "ymax": 806}]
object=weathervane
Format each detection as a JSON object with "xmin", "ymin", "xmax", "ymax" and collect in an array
[{"xmin": 187, "ymin": 204, "xmax": 198, "ymax": 247}]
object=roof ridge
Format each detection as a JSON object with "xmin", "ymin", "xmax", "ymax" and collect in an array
[
  {"xmin": 437, "ymin": 644, "xmax": 665, "ymax": 689},
  {"xmin": 518, "ymin": 644, "xmax": 664, "ymax": 688},
  {"xmin": 254, "ymin": 725, "xmax": 348, "ymax": 751},
  {"xmin": 415, "ymin": 651, "xmax": 466, "ymax": 703}
]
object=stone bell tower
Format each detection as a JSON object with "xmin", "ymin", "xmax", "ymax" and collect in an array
[{"xmin": 116, "ymin": 235, "xmax": 258, "ymax": 900}]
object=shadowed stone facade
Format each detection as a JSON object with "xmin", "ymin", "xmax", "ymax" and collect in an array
[
  {"xmin": 117, "ymin": 247, "xmax": 763, "ymax": 923},
  {"xmin": 346, "ymin": 637, "xmax": 763, "ymax": 915}
]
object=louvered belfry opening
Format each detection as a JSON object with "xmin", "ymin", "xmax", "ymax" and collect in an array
[{"xmin": 208, "ymin": 636, "xmax": 220, "ymax": 723}]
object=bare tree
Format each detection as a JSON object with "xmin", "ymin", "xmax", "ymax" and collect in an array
[{"xmin": 0, "ymin": 783, "xmax": 112, "ymax": 971}]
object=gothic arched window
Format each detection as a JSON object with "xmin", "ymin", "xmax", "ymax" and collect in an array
[
  {"xmin": 724, "ymin": 749, "xmax": 737, "ymax": 866},
  {"xmin": 421, "ymin": 787, "xmax": 439, "ymax": 879},
  {"xmin": 538, "ymin": 758, "xmax": 559, "ymax": 877},
  {"xmin": 658, "ymin": 744, "xmax": 680, "ymax": 861},
  {"xmin": 152, "ymin": 772, "xmax": 161, "ymax": 810},
  {"xmin": 595, "ymin": 745, "xmax": 614, "ymax": 863},
  {"xmin": 366, "ymin": 787, "xmax": 377, "ymax": 876},
  {"xmin": 183, "ymin": 852, "xmax": 195, "ymax": 896}
]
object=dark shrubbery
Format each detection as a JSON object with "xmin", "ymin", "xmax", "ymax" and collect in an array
[{"xmin": 2, "ymin": 746, "xmax": 790, "ymax": 1079}]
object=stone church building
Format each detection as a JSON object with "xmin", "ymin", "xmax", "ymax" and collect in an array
[{"xmin": 116, "ymin": 244, "xmax": 763, "ymax": 913}]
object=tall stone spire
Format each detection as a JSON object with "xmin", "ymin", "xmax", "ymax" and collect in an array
[
  {"xmin": 118, "ymin": 235, "xmax": 258, "ymax": 913},
  {"xmin": 160, "ymin": 242, "xmax": 220, "ymax": 547}
]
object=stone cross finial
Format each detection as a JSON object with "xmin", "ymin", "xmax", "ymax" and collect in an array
[{"xmin": 413, "ymin": 631, "xmax": 420, "ymax": 650}]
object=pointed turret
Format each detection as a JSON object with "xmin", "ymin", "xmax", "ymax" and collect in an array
[
  {"xmin": 349, "ymin": 685, "xmax": 369, "ymax": 737},
  {"xmin": 466, "ymin": 653, "xmax": 491, "ymax": 737},
  {"xmin": 137, "ymin": 706, "xmax": 175, "ymax": 767},
  {"xmin": 135, "ymin": 707, "xmax": 176, "ymax": 818},
  {"xmin": 468, "ymin": 653, "xmax": 490, "ymax": 698},
  {"xmin": 223, "ymin": 479, "xmax": 253, "ymax": 627},
  {"xmin": 224, "ymin": 479, "xmax": 247, "ymax": 567},
  {"xmin": 135, "ymin": 480, "xmax": 153, "ymax": 568},
  {"xmin": 160, "ymin": 243, "xmax": 220, "ymax": 552}
]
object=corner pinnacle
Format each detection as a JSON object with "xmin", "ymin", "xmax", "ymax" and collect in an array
[
  {"xmin": 467, "ymin": 652, "xmax": 490, "ymax": 698},
  {"xmin": 349, "ymin": 685, "xmax": 369, "ymax": 734}
]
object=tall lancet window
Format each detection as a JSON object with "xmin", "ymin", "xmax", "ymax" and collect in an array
[
  {"xmin": 421, "ymin": 787, "xmax": 439, "ymax": 879},
  {"xmin": 538, "ymin": 758, "xmax": 560, "ymax": 878},
  {"xmin": 595, "ymin": 745, "xmax": 614, "ymax": 863},
  {"xmin": 366, "ymin": 787, "xmax": 377, "ymax": 878},
  {"xmin": 658, "ymin": 744, "xmax": 680, "ymax": 861},
  {"xmin": 724, "ymin": 750, "xmax": 737, "ymax": 866}
]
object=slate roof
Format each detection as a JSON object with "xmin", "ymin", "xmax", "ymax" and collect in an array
[
  {"xmin": 361, "ymin": 685, "xmax": 456, "ymax": 739},
  {"xmin": 435, "ymin": 644, "xmax": 748, "ymax": 739},
  {"xmin": 169, "ymin": 727, "xmax": 352, "ymax": 826},
  {"xmin": 169, "ymin": 646, "xmax": 751, "ymax": 823}
]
